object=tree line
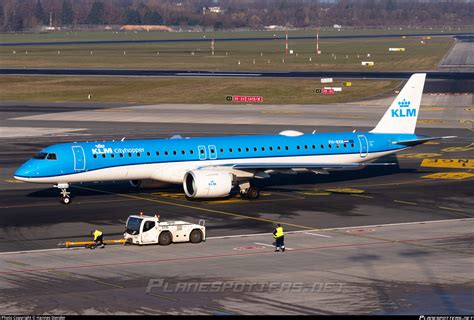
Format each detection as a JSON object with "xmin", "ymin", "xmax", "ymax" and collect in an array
[{"xmin": 1, "ymin": 0, "xmax": 472, "ymax": 32}]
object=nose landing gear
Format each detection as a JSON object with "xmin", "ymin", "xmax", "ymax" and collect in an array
[{"xmin": 55, "ymin": 183, "xmax": 71, "ymax": 204}]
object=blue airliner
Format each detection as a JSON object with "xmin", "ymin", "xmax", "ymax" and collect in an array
[{"xmin": 14, "ymin": 73, "xmax": 452, "ymax": 204}]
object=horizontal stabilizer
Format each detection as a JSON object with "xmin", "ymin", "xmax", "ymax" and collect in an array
[{"xmin": 392, "ymin": 136, "xmax": 456, "ymax": 146}]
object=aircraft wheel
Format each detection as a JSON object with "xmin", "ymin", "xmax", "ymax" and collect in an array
[
  {"xmin": 247, "ymin": 187, "xmax": 260, "ymax": 200},
  {"xmin": 61, "ymin": 197, "xmax": 71, "ymax": 204}
]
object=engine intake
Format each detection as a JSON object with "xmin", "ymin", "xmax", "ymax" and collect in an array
[{"xmin": 183, "ymin": 170, "xmax": 233, "ymax": 198}]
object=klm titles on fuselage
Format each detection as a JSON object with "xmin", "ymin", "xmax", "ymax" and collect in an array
[
  {"xmin": 91, "ymin": 144, "xmax": 145, "ymax": 155},
  {"xmin": 392, "ymin": 99, "xmax": 416, "ymax": 118}
]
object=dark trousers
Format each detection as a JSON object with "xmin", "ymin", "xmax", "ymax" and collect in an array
[
  {"xmin": 275, "ymin": 236, "xmax": 285, "ymax": 249},
  {"xmin": 95, "ymin": 234, "xmax": 104, "ymax": 245}
]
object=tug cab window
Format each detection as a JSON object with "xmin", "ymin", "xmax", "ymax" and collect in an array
[
  {"xmin": 143, "ymin": 221, "xmax": 155, "ymax": 232},
  {"xmin": 33, "ymin": 152, "xmax": 48, "ymax": 160},
  {"xmin": 46, "ymin": 153, "xmax": 57, "ymax": 160}
]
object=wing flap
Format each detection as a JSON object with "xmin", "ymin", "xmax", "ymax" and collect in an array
[{"xmin": 392, "ymin": 136, "xmax": 456, "ymax": 146}]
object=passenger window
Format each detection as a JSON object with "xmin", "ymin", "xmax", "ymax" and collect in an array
[
  {"xmin": 156, "ymin": 151, "xmax": 160, "ymax": 156},
  {"xmin": 93, "ymin": 154, "xmax": 97, "ymax": 159},
  {"xmin": 173, "ymin": 151, "xmax": 177, "ymax": 155},
  {"xmin": 238, "ymin": 148, "xmax": 242, "ymax": 152},
  {"xmin": 320, "ymin": 145, "xmax": 324, "ymax": 149},
  {"xmin": 210, "ymin": 149, "xmax": 215, "ymax": 154},
  {"xmin": 102, "ymin": 154, "xmax": 106, "ymax": 158},
  {"xmin": 111, "ymin": 154, "xmax": 115, "ymax": 158},
  {"xmin": 336, "ymin": 144, "xmax": 340, "ymax": 148},
  {"xmin": 200, "ymin": 149, "xmax": 204, "ymax": 154},
  {"xmin": 229, "ymin": 148, "xmax": 233, "ymax": 152},
  {"xmin": 147, "ymin": 152, "xmax": 150, "ymax": 156},
  {"xmin": 351, "ymin": 143, "xmax": 355, "ymax": 147},
  {"xmin": 344, "ymin": 144, "xmax": 347, "ymax": 148},
  {"xmin": 220, "ymin": 148, "xmax": 224, "ymax": 153},
  {"xmin": 285, "ymin": 146, "xmax": 289, "ymax": 150},
  {"xmin": 46, "ymin": 153, "xmax": 57, "ymax": 160},
  {"xmin": 190, "ymin": 150, "xmax": 194, "ymax": 154},
  {"xmin": 304, "ymin": 145, "xmax": 308, "ymax": 149},
  {"xmin": 246, "ymin": 147, "xmax": 250, "ymax": 152},
  {"xmin": 328, "ymin": 144, "xmax": 332, "ymax": 149},
  {"xmin": 120, "ymin": 153, "xmax": 124, "ymax": 157},
  {"xmin": 312, "ymin": 145, "xmax": 316, "ymax": 149},
  {"xmin": 182, "ymin": 150, "xmax": 186, "ymax": 155},
  {"xmin": 269, "ymin": 147, "xmax": 273, "ymax": 151},
  {"xmin": 261, "ymin": 147, "xmax": 265, "ymax": 151},
  {"xmin": 254, "ymin": 147, "xmax": 257, "ymax": 152},
  {"xmin": 165, "ymin": 151, "xmax": 169, "ymax": 156},
  {"xmin": 137, "ymin": 153, "xmax": 141, "ymax": 157},
  {"xmin": 297, "ymin": 146, "xmax": 300, "ymax": 150},
  {"xmin": 128, "ymin": 153, "xmax": 132, "ymax": 157},
  {"xmin": 277, "ymin": 146, "xmax": 281, "ymax": 150},
  {"xmin": 143, "ymin": 221, "xmax": 155, "ymax": 232}
]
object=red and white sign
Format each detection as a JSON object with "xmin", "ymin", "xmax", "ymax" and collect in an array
[
  {"xmin": 232, "ymin": 96, "xmax": 263, "ymax": 103},
  {"xmin": 322, "ymin": 88, "xmax": 335, "ymax": 95}
]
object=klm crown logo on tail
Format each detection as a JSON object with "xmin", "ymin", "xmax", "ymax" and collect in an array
[
  {"xmin": 391, "ymin": 99, "xmax": 416, "ymax": 118},
  {"xmin": 370, "ymin": 73, "xmax": 426, "ymax": 134}
]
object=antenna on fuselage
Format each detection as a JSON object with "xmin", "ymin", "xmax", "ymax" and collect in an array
[
  {"xmin": 352, "ymin": 130, "xmax": 356, "ymax": 133},
  {"xmin": 312, "ymin": 130, "xmax": 317, "ymax": 134},
  {"xmin": 121, "ymin": 137, "xmax": 126, "ymax": 141}
]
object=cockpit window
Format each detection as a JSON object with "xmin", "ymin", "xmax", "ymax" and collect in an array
[
  {"xmin": 33, "ymin": 152, "xmax": 48, "ymax": 160},
  {"xmin": 47, "ymin": 153, "xmax": 57, "ymax": 160}
]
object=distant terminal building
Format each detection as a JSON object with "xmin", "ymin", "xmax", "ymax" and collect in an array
[
  {"xmin": 120, "ymin": 25, "xmax": 174, "ymax": 32},
  {"xmin": 202, "ymin": 6, "xmax": 223, "ymax": 14}
]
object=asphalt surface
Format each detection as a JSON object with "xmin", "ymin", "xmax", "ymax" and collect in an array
[
  {"xmin": 1, "ymin": 68, "xmax": 474, "ymax": 81},
  {"xmin": 0, "ymin": 100, "xmax": 472, "ymax": 314},
  {"xmin": 1, "ymin": 32, "xmax": 472, "ymax": 47}
]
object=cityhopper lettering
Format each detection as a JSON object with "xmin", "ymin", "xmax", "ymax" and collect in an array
[{"xmin": 392, "ymin": 99, "xmax": 416, "ymax": 118}]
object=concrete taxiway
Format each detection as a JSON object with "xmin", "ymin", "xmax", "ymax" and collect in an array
[{"xmin": 0, "ymin": 95, "xmax": 473, "ymax": 314}]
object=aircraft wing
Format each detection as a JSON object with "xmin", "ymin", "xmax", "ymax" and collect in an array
[{"xmin": 229, "ymin": 162, "xmax": 395, "ymax": 170}]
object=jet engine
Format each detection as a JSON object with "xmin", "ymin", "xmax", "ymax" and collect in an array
[
  {"xmin": 183, "ymin": 170, "xmax": 233, "ymax": 198},
  {"xmin": 129, "ymin": 180, "xmax": 142, "ymax": 188}
]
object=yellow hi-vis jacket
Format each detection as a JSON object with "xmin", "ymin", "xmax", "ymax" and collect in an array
[
  {"xmin": 273, "ymin": 227, "xmax": 284, "ymax": 239},
  {"xmin": 93, "ymin": 230, "xmax": 103, "ymax": 241}
]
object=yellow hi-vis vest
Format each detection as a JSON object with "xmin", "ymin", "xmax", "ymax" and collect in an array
[
  {"xmin": 93, "ymin": 230, "xmax": 103, "ymax": 240},
  {"xmin": 273, "ymin": 227, "xmax": 284, "ymax": 239}
]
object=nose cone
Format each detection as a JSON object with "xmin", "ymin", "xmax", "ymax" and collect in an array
[{"xmin": 14, "ymin": 161, "xmax": 37, "ymax": 181}]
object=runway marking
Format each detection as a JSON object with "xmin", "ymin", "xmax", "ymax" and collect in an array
[
  {"xmin": 459, "ymin": 120, "xmax": 474, "ymax": 124},
  {"xmin": 254, "ymin": 242, "xmax": 293, "ymax": 250},
  {"xmin": 324, "ymin": 187, "xmax": 365, "ymax": 194},
  {"xmin": 75, "ymin": 186, "xmax": 315, "ymax": 230},
  {"xmin": 1, "ymin": 234, "xmax": 471, "ymax": 276},
  {"xmin": 397, "ymin": 153, "xmax": 441, "ymax": 159},
  {"xmin": 441, "ymin": 143, "xmax": 474, "ymax": 153},
  {"xmin": 0, "ymin": 198, "xmax": 137, "ymax": 209},
  {"xmin": 417, "ymin": 119, "xmax": 446, "ymax": 123},
  {"xmin": 95, "ymin": 280, "xmax": 124, "ymax": 289},
  {"xmin": 437, "ymin": 206, "xmax": 468, "ymax": 214},
  {"xmin": 304, "ymin": 232, "xmax": 332, "ymax": 238},
  {"xmin": 423, "ymin": 141, "xmax": 440, "ymax": 145},
  {"xmin": 206, "ymin": 197, "xmax": 300, "ymax": 205},
  {"xmin": 147, "ymin": 292, "xmax": 178, "ymax": 301},
  {"xmin": 350, "ymin": 194, "xmax": 374, "ymax": 199},
  {"xmin": 95, "ymin": 109, "xmax": 133, "ymax": 112},
  {"xmin": 3, "ymin": 179, "xmax": 24, "ymax": 184},
  {"xmin": 422, "ymin": 172, "xmax": 474, "ymax": 180},
  {"xmin": 394, "ymin": 200, "xmax": 418, "ymax": 206},
  {"xmin": 297, "ymin": 191, "xmax": 331, "ymax": 196},
  {"xmin": 465, "ymin": 108, "xmax": 473, "ymax": 112},
  {"xmin": 420, "ymin": 158, "xmax": 474, "ymax": 169}
]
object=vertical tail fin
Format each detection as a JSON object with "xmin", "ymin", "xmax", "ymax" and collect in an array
[{"xmin": 370, "ymin": 73, "xmax": 426, "ymax": 134}]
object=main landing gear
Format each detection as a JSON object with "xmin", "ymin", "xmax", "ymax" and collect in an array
[
  {"xmin": 55, "ymin": 183, "xmax": 71, "ymax": 204},
  {"xmin": 239, "ymin": 181, "xmax": 260, "ymax": 200}
]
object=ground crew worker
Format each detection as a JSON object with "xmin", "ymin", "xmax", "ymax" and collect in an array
[
  {"xmin": 273, "ymin": 223, "xmax": 285, "ymax": 252},
  {"xmin": 92, "ymin": 229, "xmax": 105, "ymax": 248}
]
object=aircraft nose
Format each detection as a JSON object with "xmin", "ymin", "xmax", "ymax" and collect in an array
[{"xmin": 14, "ymin": 162, "xmax": 36, "ymax": 180}]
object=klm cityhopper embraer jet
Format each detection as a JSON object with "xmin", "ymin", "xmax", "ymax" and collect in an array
[{"xmin": 14, "ymin": 73, "xmax": 453, "ymax": 204}]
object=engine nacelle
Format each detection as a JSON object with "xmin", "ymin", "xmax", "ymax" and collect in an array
[
  {"xmin": 129, "ymin": 180, "xmax": 142, "ymax": 188},
  {"xmin": 183, "ymin": 170, "xmax": 233, "ymax": 198}
]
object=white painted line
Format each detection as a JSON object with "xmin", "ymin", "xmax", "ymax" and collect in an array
[
  {"xmin": 0, "ymin": 247, "xmax": 77, "ymax": 256},
  {"xmin": 304, "ymin": 232, "xmax": 332, "ymax": 238},
  {"xmin": 254, "ymin": 242, "xmax": 293, "ymax": 250}
]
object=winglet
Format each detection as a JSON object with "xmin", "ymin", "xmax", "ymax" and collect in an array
[{"xmin": 371, "ymin": 73, "xmax": 426, "ymax": 134}]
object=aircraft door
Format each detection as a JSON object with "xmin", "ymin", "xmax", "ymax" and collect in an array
[
  {"xmin": 198, "ymin": 145, "xmax": 207, "ymax": 160},
  {"xmin": 72, "ymin": 146, "xmax": 86, "ymax": 171},
  {"xmin": 357, "ymin": 135, "xmax": 369, "ymax": 158},
  {"xmin": 208, "ymin": 145, "xmax": 217, "ymax": 160}
]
